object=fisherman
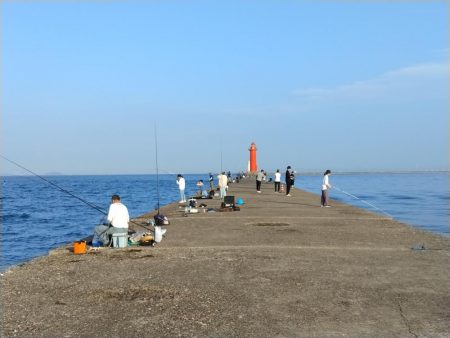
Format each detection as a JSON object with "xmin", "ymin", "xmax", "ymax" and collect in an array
[
  {"xmin": 176, "ymin": 174, "xmax": 186, "ymax": 203},
  {"xmin": 217, "ymin": 172, "xmax": 228, "ymax": 199},
  {"xmin": 93, "ymin": 194, "xmax": 129, "ymax": 247},
  {"xmin": 208, "ymin": 173, "xmax": 214, "ymax": 190},
  {"xmin": 196, "ymin": 179, "xmax": 208, "ymax": 198},
  {"xmin": 321, "ymin": 170, "xmax": 332, "ymax": 207}
]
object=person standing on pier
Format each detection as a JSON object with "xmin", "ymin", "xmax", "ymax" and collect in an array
[
  {"xmin": 285, "ymin": 166, "xmax": 295, "ymax": 196},
  {"xmin": 321, "ymin": 170, "xmax": 332, "ymax": 207},
  {"xmin": 218, "ymin": 172, "xmax": 228, "ymax": 199},
  {"xmin": 176, "ymin": 174, "xmax": 186, "ymax": 203},
  {"xmin": 256, "ymin": 169, "xmax": 265, "ymax": 193},
  {"xmin": 274, "ymin": 169, "xmax": 281, "ymax": 193},
  {"xmin": 208, "ymin": 173, "xmax": 214, "ymax": 190}
]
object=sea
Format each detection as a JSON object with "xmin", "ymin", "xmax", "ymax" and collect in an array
[{"xmin": 1, "ymin": 172, "xmax": 448, "ymax": 271}]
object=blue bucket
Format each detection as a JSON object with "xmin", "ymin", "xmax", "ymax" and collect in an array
[{"xmin": 236, "ymin": 198, "xmax": 244, "ymax": 206}]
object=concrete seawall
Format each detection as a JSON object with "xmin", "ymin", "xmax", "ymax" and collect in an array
[{"xmin": 1, "ymin": 179, "xmax": 449, "ymax": 337}]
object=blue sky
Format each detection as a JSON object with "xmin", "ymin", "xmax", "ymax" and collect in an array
[{"xmin": 2, "ymin": 1, "xmax": 448, "ymax": 175}]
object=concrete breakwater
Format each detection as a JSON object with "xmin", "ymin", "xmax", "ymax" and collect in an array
[{"xmin": 1, "ymin": 178, "xmax": 449, "ymax": 337}]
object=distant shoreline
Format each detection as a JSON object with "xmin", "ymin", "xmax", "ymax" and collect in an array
[{"xmin": 2, "ymin": 170, "xmax": 449, "ymax": 177}]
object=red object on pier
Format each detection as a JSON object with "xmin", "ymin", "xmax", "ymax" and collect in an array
[{"xmin": 249, "ymin": 142, "xmax": 257, "ymax": 173}]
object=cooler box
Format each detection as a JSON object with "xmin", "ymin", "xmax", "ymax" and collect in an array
[
  {"xmin": 224, "ymin": 196, "xmax": 235, "ymax": 207},
  {"xmin": 112, "ymin": 233, "xmax": 128, "ymax": 248}
]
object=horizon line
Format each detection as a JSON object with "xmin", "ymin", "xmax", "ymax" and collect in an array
[{"xmin": 2, "ymin": 169, "xmax": 449, "ymax": 177}]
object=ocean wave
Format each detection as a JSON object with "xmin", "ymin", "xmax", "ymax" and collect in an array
[
  {"xmin": 3, "ymin": 212, "xmax": 32, "ymax": 221},
  {"xmin": 388, "ymin": 195, "xmax": 420, "ymax": 201}
]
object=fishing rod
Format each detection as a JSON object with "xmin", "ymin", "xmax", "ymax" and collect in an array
[
  {"xmin": 154, "ymin": 123, "xmax": 161, "ymax": 215},
  {"xmin": 1, "ymin": 154, "xmax": 151, "ymax": 230},
  {"xmin": 332, "ymin": 185, "xmax": 393, "ymax": 218},
  {"xmin": 220, "ymin": 138, "xmax": 223, "ymax": 173},
  {"xmin": 1, "ymin": 154, "xmax": 107, "ymax": 215}
]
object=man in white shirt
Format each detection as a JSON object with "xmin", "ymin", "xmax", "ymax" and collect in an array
[
  {"xmin": 107, "ymin": 195, "xmax": 130, "ymax": 228},
  {"xmin": 274, "ymin": 169, "xmax": 281, "ymax": 193},
  {"xmin": 217, "ymin": 172, "xmax": 228, "ymax": 199},
  {"xmin": 93, "ymin": 195, "xmax": 129, "ymax": 246},
  {"xmin": 321, "ymin": 170, "xmax": 332, "ymax": 207},
  {"xmin": 176, "ymin": 174, "xmax": 186, "ymax": 203}
]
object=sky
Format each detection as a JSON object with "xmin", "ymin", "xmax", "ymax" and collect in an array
[{"xmin": 1, "ymin": 1, "xmax": 448, "ymax": 175}]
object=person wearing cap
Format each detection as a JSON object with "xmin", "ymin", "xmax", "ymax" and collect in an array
[
  {"xmin": 321, "ymin": 170, "xmax": 332, "ymax": 207},
  {"xmin": 93, "ymin": 194, "xmax": 129, "ymax": 246}
]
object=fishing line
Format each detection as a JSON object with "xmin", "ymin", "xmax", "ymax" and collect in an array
[
  {"xmin": 1, "ymin": 154, "xmax": 107, "ymax": 215},
  {"xmin": 154, "ymin": 122, "xmax": 161, "ymax": 215},
  {"xmin": 332, "ymin": 185, "xmax": 393, "ymax": 218},
  {"xmin": 0, "ymin": 154, "xmax": 151, "ymax": 230}
]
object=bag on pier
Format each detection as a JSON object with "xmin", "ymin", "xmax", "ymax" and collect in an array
[{"xmin": 154, "ymin": 214, "xmax": 169, "ymax": 225}]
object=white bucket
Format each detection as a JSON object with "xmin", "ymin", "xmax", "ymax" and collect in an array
[{"xmin": 154, "ymin": 226, "xmax": 167, "ymax": 243}]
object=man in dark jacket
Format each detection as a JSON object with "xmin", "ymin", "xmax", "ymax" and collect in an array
[{"xmin": 285, "ymin": 166, "xmax": 295, "ymax": 196}]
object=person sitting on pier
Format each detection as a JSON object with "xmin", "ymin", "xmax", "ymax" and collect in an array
[
  {"xmin": 93, "ymin": 194, "xmax": 129, "ymax": 246},
  {"xmin": 196, "ymin": 180, "xmax": 208, "ymax": 198}
]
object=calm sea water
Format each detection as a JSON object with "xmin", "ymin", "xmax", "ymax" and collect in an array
[
  {"xmin": 1, "ymin": 172, "xmax": 448, "ymax": 271},
  {"xmin": 299, "ymin": 172, "xmax": 449, "ymax": 235}
]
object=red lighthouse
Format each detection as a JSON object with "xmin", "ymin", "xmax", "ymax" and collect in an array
[{"xmin": 249, "ymin": 142, "xmax": 257, "ymax": 174}]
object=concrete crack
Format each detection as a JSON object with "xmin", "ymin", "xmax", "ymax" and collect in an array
[{"xmin": 398, "ymin": 300, "xmax": 418, "ymax": 338}]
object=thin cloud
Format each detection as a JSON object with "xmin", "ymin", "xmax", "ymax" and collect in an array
[{"xmin": 293, "ymin": 62, "xmax": 449, "ymax": 103}]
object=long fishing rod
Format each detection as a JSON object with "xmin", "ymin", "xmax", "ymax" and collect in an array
[
  {"xmin": 332, "ymin": 185, "xmax": 393, "ymax": 218},
  {"xmin": 1, "ymin": 154, "xmax": 152, "ymax": 230},
  {"xmin": 220, "ymin": 138, "xmax": 223, "ymax": 173},
  {"xmin": 154, "ymin": 123, "xmax": 161, "ymax": 215},
  {"xmin": 1, "ymin": 154, "xmax": 107, "ymax": 215}
]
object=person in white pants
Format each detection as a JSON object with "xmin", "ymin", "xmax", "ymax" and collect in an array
[
  {"xmin": 217, "ymin": 172, "xmax": 228, "ymax": 199},
  {"xmin": 176, "ymin": 174, "xmax": 186, "ymax": 203}
]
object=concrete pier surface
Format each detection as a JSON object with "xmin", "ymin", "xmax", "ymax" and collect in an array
[{"xmin": 1, "ymin": 179, "xmax": 449, "ymax": 337}]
